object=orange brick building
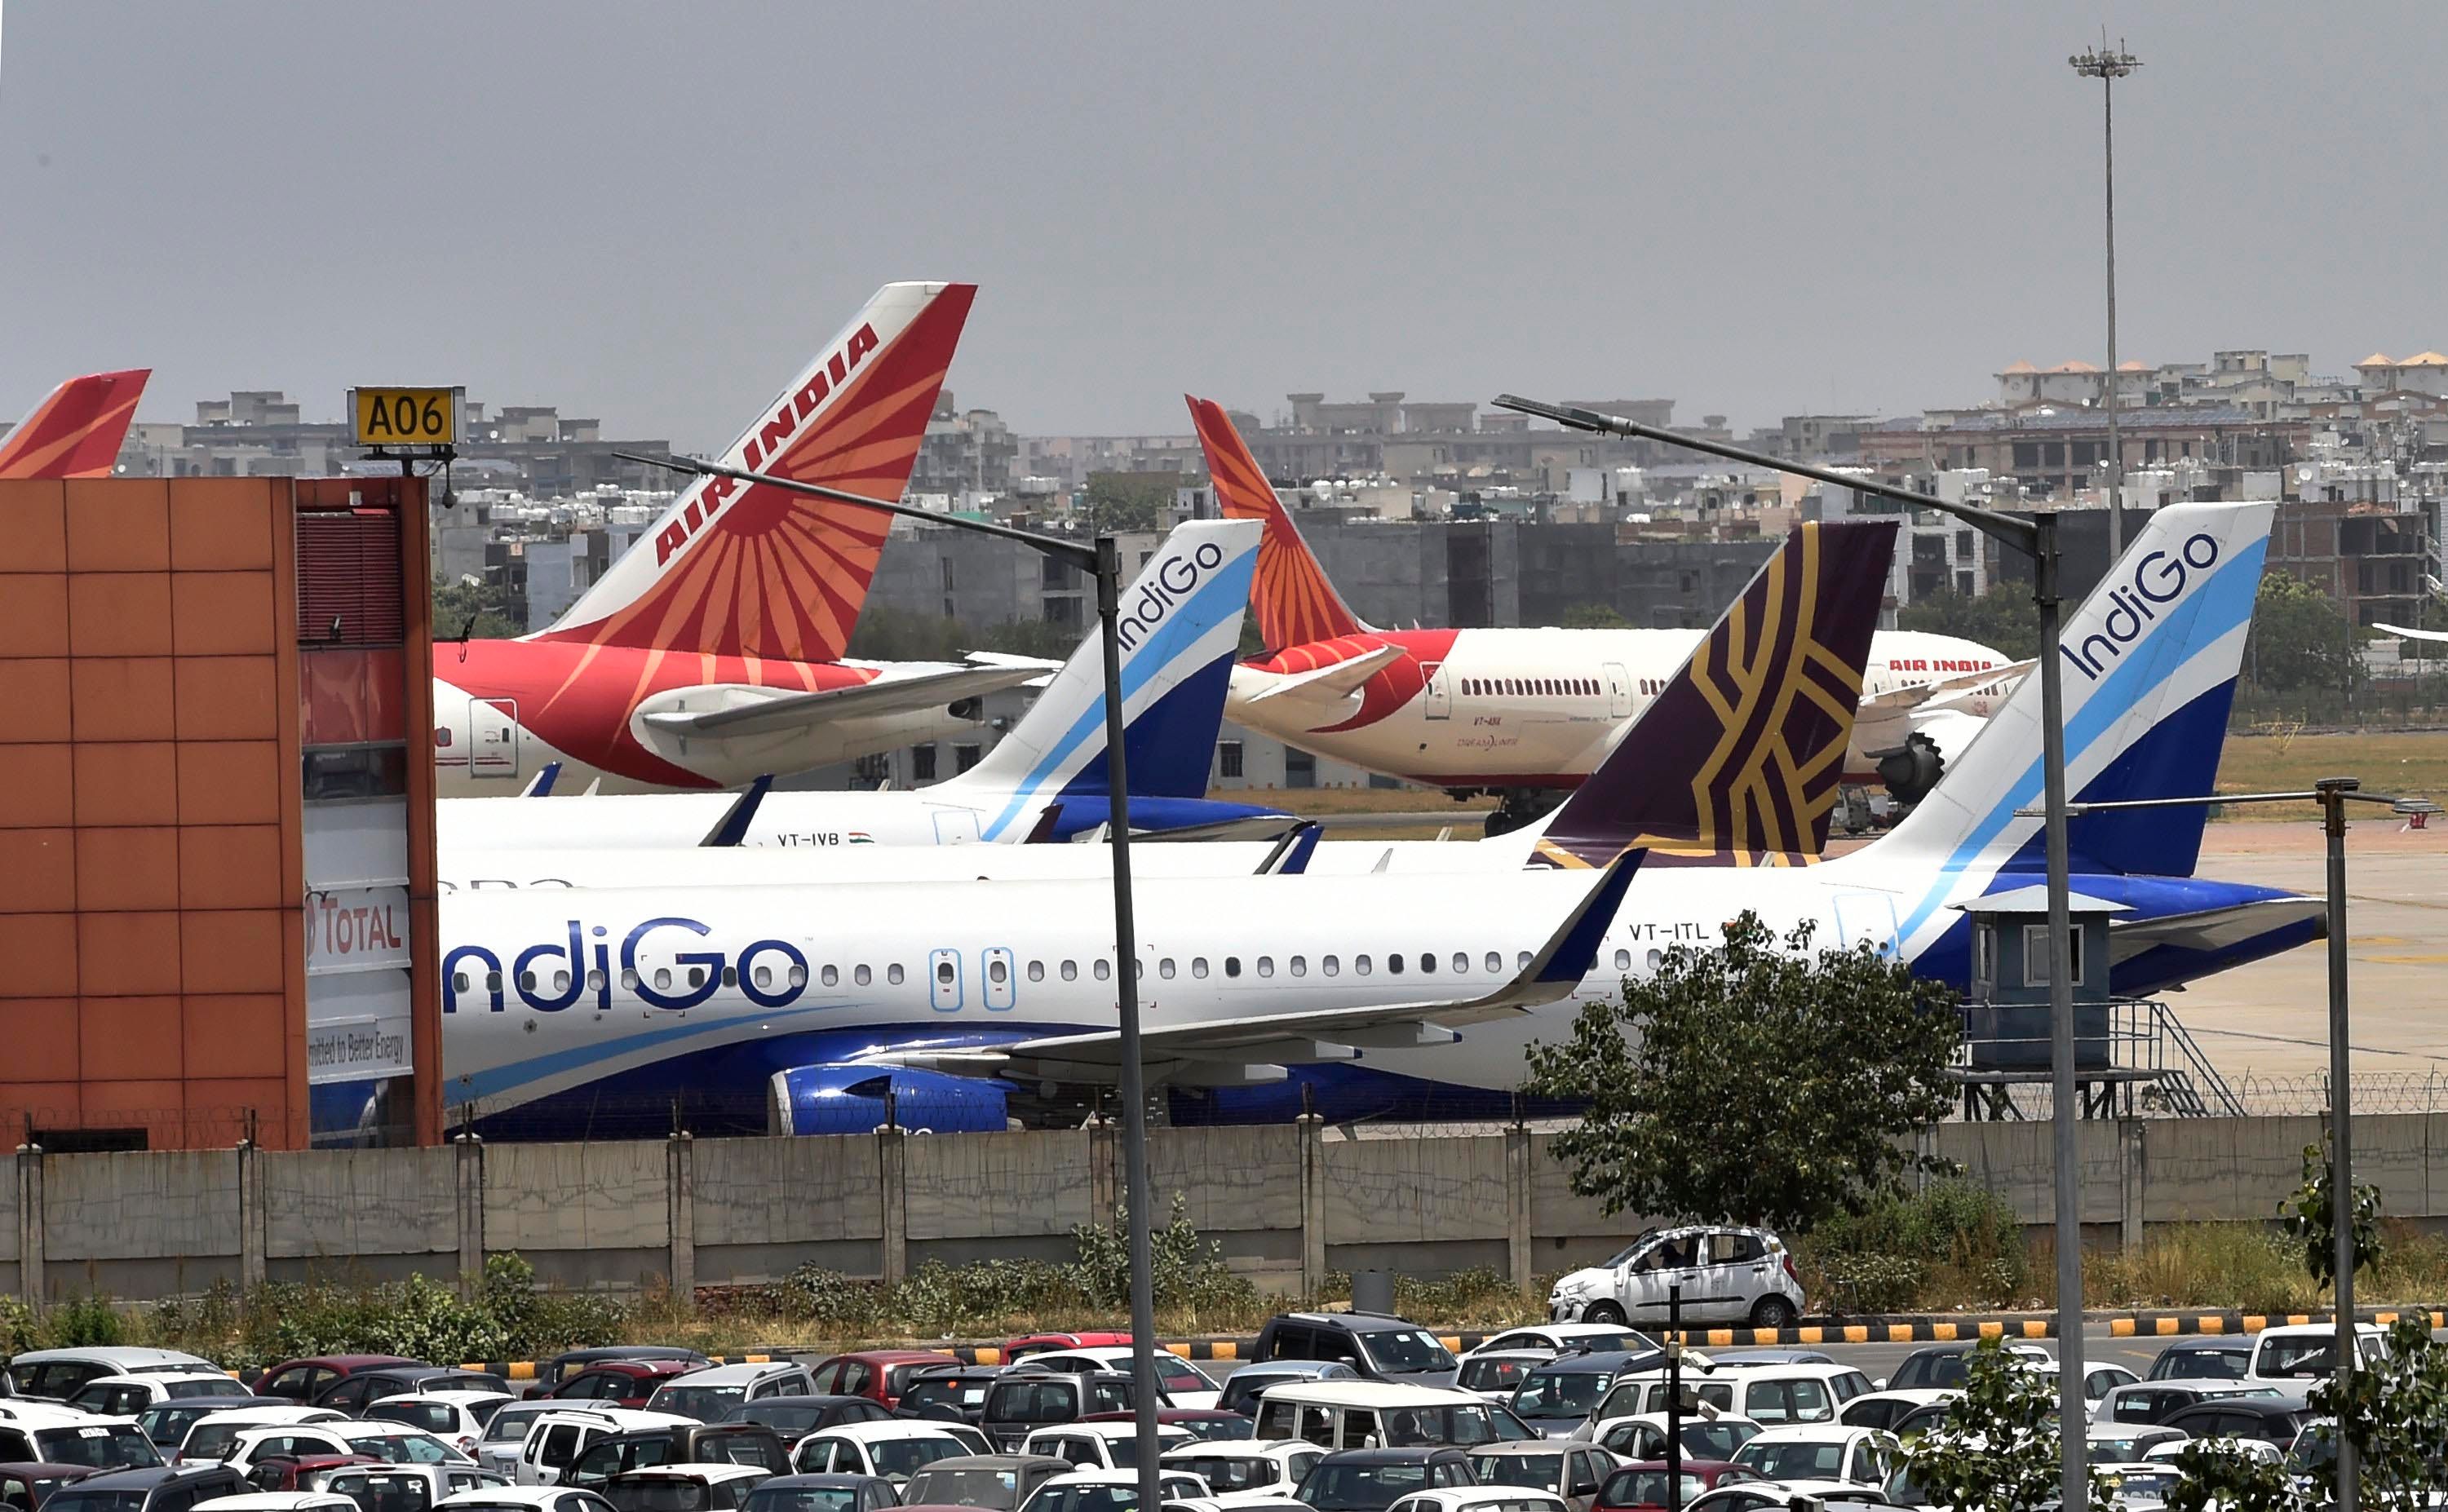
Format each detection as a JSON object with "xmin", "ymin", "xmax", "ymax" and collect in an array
[{"xmin": 0, "ymin": 475, "xmax": 439, "ymax": 1149}]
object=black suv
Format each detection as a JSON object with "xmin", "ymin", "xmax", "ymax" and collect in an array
[
  {"xmin": 979, "ymin": 1370, "xmax": 1141, "ymax": 1452},
  {"xmin": 1297, "ymin": 1448, "xmax": 1478, "ymax": 1512},
  {"xmin": 565, "ymin": 1424, "xmax": 792, "ymax": 1491},
  {"xmin": 1251, "ymin": 1312, "xmax": 1460, "ymax": 1389},
  {"xmin": 38, "ymin": 1466, "xmax": 248, "ymax": 1512}
]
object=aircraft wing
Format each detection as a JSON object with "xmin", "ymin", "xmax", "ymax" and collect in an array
[
  {"xmin": 2375, "ymin": 622, "xmax": 2448, "ymax": 645},
  {"xmin": 1241, "ymin": 643, "xmax": 1405, "ymax": 708},
  {"xmin": 1859, "ymin": 659, "xmax": 2035, "ymax": 715},
  {"xmin": 879, "ymin": 849, "xmax": 1641, "ymax": 1081},
  {"xmin": 636, "ymin": 658, "xmax": 1059, "ymax": 741},
  {"xmin": 2106, "ymin": 896, "xmax": 2326, "ymax": 964}
]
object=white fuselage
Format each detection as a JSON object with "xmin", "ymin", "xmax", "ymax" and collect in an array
[
  {"xmin": 438, "ymin": 782, "xmax": 1053, "ymax": 853},
  {"xmin": 1226, "ymin": 627, "xmax": 2013, "ymax": 789}
]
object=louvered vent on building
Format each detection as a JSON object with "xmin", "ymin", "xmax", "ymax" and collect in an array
[{"xmin": 296, "ymin": 509, "xmax": 405, "ymax": 646}]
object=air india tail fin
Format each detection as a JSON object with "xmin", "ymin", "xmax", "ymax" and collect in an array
[
  {"xmin": 1528, "ymin": 519, "xmax": 1899, "ymax": 868},
  {"xmin": 0, "ymin": 369, "xmax": 151, "ymax": 480},
  {"xmin": 1186, "ymin": 396, "xmax": 1373, "ymax": 651},
  {"xmin": 536, "ymin": 281, "xmax": 976, "ymax": 662}
]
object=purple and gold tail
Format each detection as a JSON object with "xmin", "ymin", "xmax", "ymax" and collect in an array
[{"xmin": 1532, "ymin": 519, "xmax": 1897, "ymax": 869}]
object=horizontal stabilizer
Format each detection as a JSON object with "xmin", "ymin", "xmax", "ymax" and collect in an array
[
  {"xmin": 635, "ymin": 659, "xmax": 1051, "ymax": 741},
  {"xmin": 2107, "ymin": 896, "xmax": 2325, "ymax": 964},
  {"xmin": 1858, "ymin": 659, "xmax": 2034, "ymax": 716},
  {"xmin": 2374, "ymin": 622, "xmax": 2448, "ymax": 645},
  {"xmin": 1242, "ymin": 643, "xmax": 1405, "ymax": 707}
]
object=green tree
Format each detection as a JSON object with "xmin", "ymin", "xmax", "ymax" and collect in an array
[
  {"xmin": 2308, "ymin": 1314, "xmax": 2448, "ymax": 1512},
  {"xmin": 2162, "ymin": 1439, "xmax": 2295, "ymax": 1512},
  {"xmin": 1082, "ymin": 471, "xmax": 1176, "ymax": 534},
  {"xmin": 433, "ymin": 579, "xmax": 520, "ymax": 642},
  {"xmin": 1907, "ymin": 1337, "xmax": 2092, "ymax": 1512},
  {"xmin": 2278, "ymin": 1133, "xmax": 2384, "ymax": 1296},
  {"xmin": 2247, "ymin": 571, "xmax": 2365, "ymax": 692},
  {"xmin": 1560, "ymin": 602, "xmax": 1631, "ymax": 630},
  {"xmin": 1897, "ymin": 587, "xmax": 2042, "ymax": 660},
  {"xmin": 1525, "ymin": 912, "xmax": 1959, "ymax": 1236}
]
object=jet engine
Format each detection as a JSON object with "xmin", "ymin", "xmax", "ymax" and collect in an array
[{"xmin": 767, "ymin": 1065, "xmax": 1011, "ymax": 1135}]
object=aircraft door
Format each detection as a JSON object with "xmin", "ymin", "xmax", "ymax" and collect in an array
[
  {"xmin": 1422, "ymin": 661, "xmax": 1451, "ymax": 720},
  {"xmin": 928, "ymin": 948, "xmax": 963, "ymax": 1013},
  {"xmin": 1602, "ymin": 664, "xmax": 1632, "ymax": 718},
  {"xmin": 471, "ymin": 698, "xmax": 521, "ymax": 780},
  {"xmin": 932, "ymin": 808, "xmax": 983, "ymax": 844},
  {"xmin": 982, "ymin": 947, "xmax": 1016, "ymax": 1010}
]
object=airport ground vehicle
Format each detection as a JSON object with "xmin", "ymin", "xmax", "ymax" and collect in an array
[
  {"xmin": 1545, "ymin": 1230, "xmax": 1803, "ymax": 1331},
  {"xmin": 1295, "ymin": 1448, "xmax": 1479, "ymax": 1512},
  {"xmin": 895, "ymin": 1454, "xmax": 1072, "ymax": 1512},
  {"xmin": 1252, "ymin": 1385, "xmax": 1498, "ymax": 1452},
  {"xmin": 789, "ymin": 1424, "xmax": 982, "ymax": 1482},
  {"xmin": 1251, "ymin": 1315, "xmax": 1460, "ymax": 1390}
]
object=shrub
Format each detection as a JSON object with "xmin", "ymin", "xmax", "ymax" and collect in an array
[
  {"xmin": 1799, "ymin": 1179, "xmax": 2029, "ymax": 1311},
  {"xmin": 46, "ymin": 1293, "xmax": 124, "ymax": 1347}
]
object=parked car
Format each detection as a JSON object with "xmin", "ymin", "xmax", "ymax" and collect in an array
[
  {"xmin": 365, "ymin": 1396, "xmax": 520, "ymax": 1461},
  {"xmin": 804, "ymin": 1356, "xmax": 959, "ymax": 1413},
  {"xmin": 1835, "ymin": 1390, "xmax": 1953, "ymax": 1434},
  {"xmin": 2092, "ymin": 1381, "xmax": 2274, "ymax": 1427},
  {"xmin": 1506, "ymin": 1353, "xmax": 1668, "ymax": 1439},
  {"xmin": 1588, "ymin": 1461, "xmax": 1756, "ymax": 1512},
  {"xmin": 1545, "ymin": 1229, "xmax": 1804, "ymax": 1331},
  {"xmin": 2142, "ymin": 1343, "xmax": 2251, "ymax": 1383},
  {"xmin": 1727, "ymin": 1426, "xmax": 1896, "ymax": 1488},
  {"xmin": 645, "ymin": 1372, "xmax": 819, "ymax": 1428},
  {"xmin": 998, "ymin": 1340, "xmax": 1131, "ymax": 1367},
  {"xmin": 1015, "ymin": 1468, "xmax": 1208, "ymax": 1512},
  {"xmin": 2158, "ymin": 1395, "xmax": 2318, "ymax": 1451},
  {"xmin": 175, "ymin": 1411, "xmax": 352, "ymax": 1468},
  {"xmin": 980, "ymin": 1376, "xmax": 1140, "ymax": 1454},
  {"xmin": 560, "ymin": 1426, "xmax": 790, "ymax": 1493},
  {"xmin": 2241, "ymin": 1325, "xmax": 2387, "ymax": 1386},
  {"xmin": 1071, "ymin": 1412, "xmax": 1246, "ymax": 1444},
  {"xmin": 1582, "ymin": 1365, "xmax": 1866, "ymax": 1430},
  {"xmin": 892, "ymin": 1371, "xmax": 1004, "ymax": 1429},
  {"xmin": 790, "ymin": 1422, "xmax": 980, "ymax": 1483},
  {"xmin": 895, "ymin": 1454, "xmax": 1071, "ymax": 1512},
  {"xmin": 1459, "ymin": 1332, "xmax": 1653, "ymax": 1368},
  {"xmin": 254, "ymin": 1364, "xmax": 424, "ymax": 1408},
  {"xmin": 68, "ymin": 1377, "xmax": 252, "ymax": 1418},
  {"xmin": 1251, "ymin": 1385, "xmax": 1498, "ymax": 1452},
  {"xmin": 0, "ymin": 1412, "xmax": 162, "ymax": 1473},
  {"xmin": 222, "ymin": 1426, "xmax": 466, "ymax": 1477},
  {"xmin": 1020, "ymin": 1423, "xmax": 1194, "ymax": 1471},
  {"xmin": 600, "ymin": 1466, "xmax": 772, "ymax": 1512},
  {"xmin": 1002, "ymin": 1354, "xmax": 1215, "ymax": 1412},
  {"xmin": 502, "ymin": 1413, "xmax": 700, "ymax": 1488},
  {"xmin": 1295, "ymin": 1448, "xmax": 1479, "ymax": 1512},
  {"xmin": 2084, "ymin": 1425, "xmax": 2189, "ymax": 1465},
  {"xmin": 317, "ymin": 1377, "xmax": 511, "ymax": 1419},
  {"xmin": 0, "ymin": 1463, "xmax": 96, "ymax": 1512},
  {"xmin": 717, "ymin": 1404, "xmax": 892, "ymax": 1443},
  {"xmin": 1250, "ymin": 1315, "xmax": 1459, "ymax": 1390},
  {"xmin": 1702, "ymin": 1353, "xmax": 1834, "ymax": 1370},
  {"xmin": 737, "ymin": 1474, "xmax": 899, "ymax": 1512},
  {"xmin": 1464, "ymin": 1442, "xmax": 1622, "ymax": 1512},
  {"xmin": 1388, "ymin": 1491, "xmax": 1567, "ymax": 1512},
  {"xmin": 1877, "ymin": 1343, "xmax": 2049, "ymax": 1393},
  {"xmin": 319, "ymin": 1461, "xmax": 515, "ymax": 1510},
  {"xmin": 531, "ymin": 1358, "xmax": 711, "ymax": 1402},
  {"xmin": 1215, "ymin": 1364, "xmax": 1359, "ymax": 1420},
  {"xmin": 139, "ymin": 1401, "xmax": 288, "ymax": 1454},
  {"xmin": 1587, "ymin": 1417, "xmax": 1758, "ymax": 1466},
  {"xmin": 431, "ymin": 1488, "xmax": 616, "ymax": 1512},
  {"xmin": 542, "ymin": 1368, "xmax": 704, "ymax": 1415},
  {"xmin": 6, "ymin": 1355, "xmax": 227, "ymax": 1406},
  {"xmin": 193, "ymin": 1493, "xmax": 360, "ymax": 1512},
  {"xmin": 37, "ymin": 1465, "xmax": 249, "ymax": 1512},
  {"xmin": 1158, "ymin": 1441, "xmax": 1321, "ymax": 1502},
  {"xmin": 238, "ymin": 1455, "xmax": 383, "ymax": 1493},
  {"xmin": 1454, "ymin": 1356, "xmax": 1548, "ymax": 1407}
]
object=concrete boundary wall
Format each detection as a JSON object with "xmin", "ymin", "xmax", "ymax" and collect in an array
[{"xmin": 16, "ymin": 1114, "xmax": 2448, "ymax": 1304}]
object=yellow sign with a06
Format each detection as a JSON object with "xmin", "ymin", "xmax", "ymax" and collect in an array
[{"xmin": 351, "ymin": 387, "xmax": 461, "ymax": 448}]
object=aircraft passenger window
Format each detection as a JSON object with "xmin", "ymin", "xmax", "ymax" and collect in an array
[
  {"xmin": 855, "ymin": 965, "xmax": 873, "ymax": 986},
  {"xmin": 754, "ymin": 966, "xmax": 772, "ymax": 990},
  {"xmin": 555, "ymin": 970, "xmax": 571, "ymax": 992},
  {"xmin": 1615, "ymin": 949, "xmax": 1631, "ymax": 970},
  {"xmin": 1646, "ymin": 949, "xmax": 1664, "ymax": 970},
  {"xmin": 822, "ymin": 965, "xmax": 839, "ymax": 986},
  {"xmin": 888, "ymin": 964, "xmax": 904, "ymax": 984},
  {"xmin": 989, "ymin": 960, "xmax": 1008, "ymax": 985},
  {"xmin": 487, "ymin": 970, "xmax": 502, "ymax": 992},
  {"xmin": 1518, "ymin": 952, "xmax": 1532, "ymax": 970},
  {"xmin": 1062, "ymin": 961, "xmax": 1078, "ymax": 981},
  {"xmin": 1160, "ymin": 958, "xmax": 1176, "ymax": 979},
  {"xmin": 1453, "ymin": 953, "xmax": 1468, "ymax": 974},
  {"xmin": 1028, "ymin": 961, "xmax": 1044, "ymax": 982},
  {"xmin": 1387, "ymin": 954, "xmax": 1402, "ymax": 975},
  {"xmin": 622, "ymin": 968, "xmax": 640, "ymax": 990},
  {"xmin": 790, "ymin": 964, "xmax": 808, "ymax": 987},
  {"xmin": 688, "ymin": 966, "xmax": 705, "ymax": 988},
  {"xmin": 653, "ymin": 969, "xmax": 672, "ymax": 990},
  {"xmin": 721, "ymin": 967, "xmax": 737, "ymax": 988},
  {"xmin": 1419, "ymin": 953, "xmax": 1433, "ymax": 973},
  {"xmin": 1356, "ymin": 955, "xmax": 1372, "ymax": 975},
  {"xmin": 1485, "ymin": 952, "xmax": 1501, "ymax": 973},
  {"xmin": 453, "ymin": 972, "xmax": 468, "ymax": 992},
  {"xmin": 1257, "ymin": 957, "xmax": 1274, "ymax": 977},
  {"xmin": 519, "ymin": 971, "xmax": 536, "ymax": 991},
  {"xmin": 1094, "ymin": 960, "xmax": 1111, "ymax": 981},
  {"xmin": 1290, "ymin": 956, "xmax": 1307, "ymax": 976},
  {"xmin": 1322, "ymin": 956, "xmax": 1339, "ymax": 977},
  {"xmin": 938, "ymin": 962, "xmax": 956, "ymax": 984},
  {"xmin": 1192, "ymin": 958, "xmax": 1209, "ymax": 979}
]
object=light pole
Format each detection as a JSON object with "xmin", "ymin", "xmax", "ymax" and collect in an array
[
  {"xmin": 2071, "ymin": 38, "xmax": 2141, "ymax": 555},
  {"xmin": 1490, "ymin": 397, "xmax": 2086, "ymax": 1511},
  {"xmin": 613, "ymin": 450, "xmax": 1167, "ymax": 1502}
]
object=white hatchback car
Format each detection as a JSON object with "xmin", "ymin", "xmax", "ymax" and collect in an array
[
  {"xmin": 1024, "ymin": 1421, "xmax": 1197, "ymax": 1470},
  {"xmin": 1388, "ymin": 1490, "xmax": 1570, "ymax": 1512},
  {"xmin": 176, "ymin": 1408, "xmax": 350, "ymax": 1466},
  {"xmin": 194, "ymin": 1495, "xmax": 361, "ymax": 1512},
  {"xmin": 790, "ymin": 1421, "xmax": 984, "ymax": 1483},
  {"xmin": 69, "ymin": 1373, "xmax": 252, "ymax": 1417},
  {"xmin": 224, "ymin": 1422, "xmax": 471, "ymax": 1474},
  {"xmin": 368, "ymin": 1392, "xmax": 521, "ymax": 1461},
  {"xmin": 1460, "ymin": 1328, "xmax": 1658, "ymax": 1364},
  {"xmin": 1730, "ymin": 1425, "xmax": 1898, "ymax": 1488},
  {"xmin": 1019, "ymin": 1469, "xmax": 1211, "ymax": 1512},
  {"xmin": 1547, "ymin": 1228, "xmax": 1804, "ymax": 1330},
  {"xmin": 1161, "ymin": 1440, "xmax": 1324, "ymax": 1502},
  {"xmin": 434, "ymin": 1487, "xmax": 619, "ymax": 1512},
  {"xmin": 998, "ymin": 1350, "xmax": 1221, "ymax": 1410}
]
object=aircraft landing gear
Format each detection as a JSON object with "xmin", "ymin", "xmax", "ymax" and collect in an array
[{"xmin": 1481, "ymin": 787, "xmax": 1563, "ymax": 838}]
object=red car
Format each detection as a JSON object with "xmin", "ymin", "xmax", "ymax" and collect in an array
[
  {"xmin": 243, "ymin": 1454, "xmax": 383, "ymax": 1492},
  {"xmin": 0, "ymin": 1462, "xmax": 96, "ymax": 1511},
  {"xmin": 542, "ymin": 1359, "xmax": 705, "ymax": 1409},
  {"xmin": 250, "ymin": 1355, "xmax": 421, "ymax": 1404},
  {"xmin": 808, "ymin": 1351, "xmax": 961, "ymax": 1410},
  {"xmin": 1593, "ymin": 1461, "xmax": 1759, "ymax": 1512},
  {"xmin": 999, "ymin": 1333, "xmax": 1132, "ymax": 1363}
]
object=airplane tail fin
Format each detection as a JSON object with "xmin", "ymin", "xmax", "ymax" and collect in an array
[
  {"xmin": 536, "ymin": 281, "xmax": 976, "ymax": 662},
  {"xmin": 1186, "ymin": 396, "xmax": 1373, "ymax": 649},
  {"xmin": 1874, "ymin": 502, "xmax": 2276, "ymax": 888},
  {"xmin": 961, "ymin": 518, "xmax": 1262, "ymax": 838},
  {"xmin": 1529, "ymin": 519, "xmax": 1899, "ymax": 868},
  {"xmin": 0, "ymin": 369, "xmax": 151, "ymax": 480}
]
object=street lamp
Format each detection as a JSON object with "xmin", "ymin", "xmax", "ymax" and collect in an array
[
  {"xmin": 613, "ymin": 449, "xmax": 1169, "ymax": 1501},
  {"xmin": 1489, "ymin": 397, "xmax": 2087, "ymax": 1511},
  {"xmin": 2071, "ymin": 38, "xmax": 2142, "ymax": 555}
]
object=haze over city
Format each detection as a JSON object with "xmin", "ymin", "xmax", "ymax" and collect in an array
[{"xmin": 6, "ymin": 0, "xmax": 2447, "ymax": 445}]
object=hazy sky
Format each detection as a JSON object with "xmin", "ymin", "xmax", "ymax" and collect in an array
[{"xmin": 6, "ymin": 2, "xmax": 2445, "ymax": 448}]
